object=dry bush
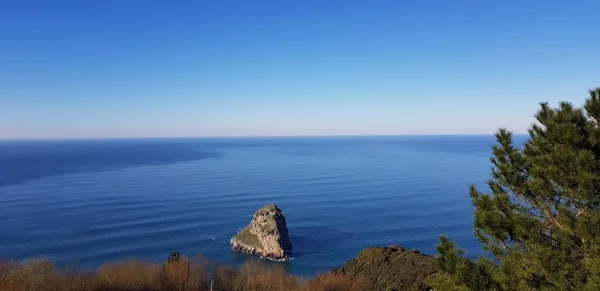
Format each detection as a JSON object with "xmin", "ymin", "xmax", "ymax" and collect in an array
[
  {"xmin": 181, "ymin": 255, "xmax": 209, "ymax": 290},
  {"xmin": 237, "ymin": 260, "xmax": 299, "ymax": 291},
  {"xmin": 52, "ymin": 272, "xmax": 99, "ymax": 291},
  {"xmin": 304, "ymin": 273, "xmax": 369, "ymax": 291},
  {"xmin": 0, "ymin": 255, "xmax": 376, "ymax": 291},
  {"xmin": 211, "ymin": 264, "xmax": 238, "ymax": 290},
  {"xmin": 51, "ymin": 262, "xmax": 101, "ymax": 291},
  {"xmin": 95, "ymin": 254, "xmax": 208, "ymax": 291},
  {"xmin": 161, "ymin": 254, "xmax": 208, "ymax": 291},
  {"xmin": 0, "ymin": 259, "xmax": 101, "ymax": 291},
  {"xmin": 0, "ymin": 257, "xmax": 57, "ymax": 291},
  {"xmin": 96, "ymin": 259, "xmax": 162, "ymax": 290},
  {"xmin": 212, "ymin": 260, "xmax": 299, "ymax": 291},
  {"xmin": 0, "ymin": 261, "xmax": 16, "ymax": 287},
  {"xmin": 162, "ymin": 256, "xmax": 189, "ymax": 290}
]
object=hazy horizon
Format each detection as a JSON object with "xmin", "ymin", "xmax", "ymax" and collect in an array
[
  {"xmin": 2, "ymin": 1, "xmax": 599, "ymax": 139},
  {"xmin": 0, "ymin": 132, "xmax": 532, "ymax": 142}
]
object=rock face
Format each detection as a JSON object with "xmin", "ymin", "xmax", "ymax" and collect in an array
[
  {"xmin": 230, "ymin": 204, "xmax": 292, "ymax": 261},
  {"xmin": 332, "ymin": 245, "xmax": 438, "ymax": 291}
]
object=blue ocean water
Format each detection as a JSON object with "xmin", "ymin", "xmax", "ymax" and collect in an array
[{"xmin": 0, "ymin": 136, "xmax": 517, "ymax": 276}]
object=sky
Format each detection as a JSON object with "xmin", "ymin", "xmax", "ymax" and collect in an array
[{"xmin": 1, "ymin": 1, "xmax": 599, "ymax": 139}]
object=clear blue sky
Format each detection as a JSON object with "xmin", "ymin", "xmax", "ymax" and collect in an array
[{"xmin": 1, "ymin": 1, "xmax": 599, "ymax": 139}]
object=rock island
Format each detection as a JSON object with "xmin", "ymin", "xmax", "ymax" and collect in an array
[{"xmin": 230, "ymin": 204, "xmax": 292, "ymax": 261}]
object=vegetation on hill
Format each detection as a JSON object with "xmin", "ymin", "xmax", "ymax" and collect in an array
[
  {"xmin": 0, "ymin": 247, "xmax": 437, "ymax": 291},
  {"xmin": 332, "ymin": 245, "xmax": 437, "ymax": 290},
  {"xmin": 0, "ymin": 252, "xmax": 368, "ymax": 291},
  {"xmin": 1, "ymin": 247, "xmax": 439, "ymax": 291},
  {"xmin": 433, "ymin": 87, "xmax": 600, "ymax": 290}
]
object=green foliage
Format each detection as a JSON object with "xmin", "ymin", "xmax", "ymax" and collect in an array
[
  {"xmin": 233, "ymin": 226, "xmax": 263, "ymax": 248},
  {"xmin": 431, "ymin": 236, "xmax": 499, "ymax": 291},
  {"xmin": 168, "ymin": 251, "xmax": 181, "ymax": 263},
  {"xmin": 434, "ymin": 87, "xmax": 600, "ymax": 291}
]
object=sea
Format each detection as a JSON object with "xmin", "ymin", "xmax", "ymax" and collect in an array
[{"xmin": 0, "ymin": 135, "xmax": 523, "ymax": 277}]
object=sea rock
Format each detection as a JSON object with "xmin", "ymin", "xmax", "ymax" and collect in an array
[
  {"xmin": 230, "ymin": 204, "xmax": 292, "ymax": 261},
  {"xmin": 332, "ymin": 245, "xmax": 438, "ymax": 290}
]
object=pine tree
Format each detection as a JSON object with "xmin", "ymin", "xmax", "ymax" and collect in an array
[{"xmin": 432, "ymin": 87, "xmax": 600, "ymax": 291}]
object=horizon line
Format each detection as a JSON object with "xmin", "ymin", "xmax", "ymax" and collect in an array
[{"xmin": 0, "ymin": 132, "xmax": 529, "ymax": 141}]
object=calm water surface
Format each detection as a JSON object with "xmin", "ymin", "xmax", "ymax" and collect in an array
[{"xmin": 0, "ymin": 136, "xmax": 520, "ymax": 276}]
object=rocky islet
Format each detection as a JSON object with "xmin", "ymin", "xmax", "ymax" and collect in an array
[{"xmin": 230, "ymin": 204, "xmax": 292, "ymax": 261}]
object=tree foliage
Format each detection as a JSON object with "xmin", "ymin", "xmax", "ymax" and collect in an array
[{"xmin": 433, "ymin": 87, "xmax": 600, "ymax": 291}]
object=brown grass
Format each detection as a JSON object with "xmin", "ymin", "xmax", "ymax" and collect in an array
[
  {"xmin": 96, "ymin": 259, "xmax": 161, "ymax": 290},
  {"xmin": 0, "ymin": 258, "xmax": 100, "ymax": 291},
  {"xmin": 303, "ymin": 273, "xmax": 369, "ymax": 291},
  {"xmin": 211, "ymin": 260, "xmax": 299, "ymax": 291},
  {"xmin": 0, "ymin": 255, "xmax": 366, "ymax": 291}
]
